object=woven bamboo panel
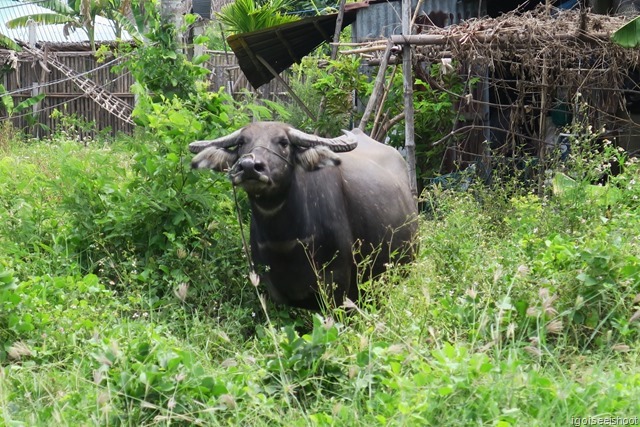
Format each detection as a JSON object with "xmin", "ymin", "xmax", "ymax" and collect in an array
[
  {"xmin": 0, "ymin": 49, "xmax": 135, "ymax": 137},
  {"xmin": 0, "ymin": 49, "xmax": 292, "ymax": 138}
]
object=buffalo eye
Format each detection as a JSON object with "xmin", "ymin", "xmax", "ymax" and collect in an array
[
  {"xmin": 277, "ymin": 137, "xmax": 289, "ymax": 148},
  {"xmin": 226, "ymin": 138, "xmax": 243, "ymax": 152}
]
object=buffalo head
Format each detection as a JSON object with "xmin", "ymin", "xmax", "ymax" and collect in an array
[{"xmin": 189, "ymin": 122, "xmax": 357, "ymax": 197}]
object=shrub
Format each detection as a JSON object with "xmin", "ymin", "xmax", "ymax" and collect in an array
[{"xmin": 0, "ymin": 271, "xmax": 117, "ymax": 363}]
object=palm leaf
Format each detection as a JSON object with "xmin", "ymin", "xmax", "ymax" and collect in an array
[
  {"xmin": 110, "ymin": 10, "xmax": 144, "ymax": 41},
  {"xmin": 39, "ymin": 0, "xmax": 76, "ymax": 15},
  {"xmin": 0, "ymin": 34, "xmax": 22, "ymax": 51},
  {"xmin": 79, "ymin": 0, "xmax": 92, "ymax": 27},
  {"xmin": 0, "ymin": 84, "xmax": 14, "ymax": 113},
  {"xmin": 611, "ymin": 15, "xmax": 640, "ymax": 48},
  {"xmin": 14, "ymin": 93, "xmax": 45, "ymax": 113},
  {"xmin": 6, "ymin": 14, "xmax": 77, "ymax": 29},
  {"xmin": 217, "ymin": 0, "xmax": 299, "ymax": 34}
]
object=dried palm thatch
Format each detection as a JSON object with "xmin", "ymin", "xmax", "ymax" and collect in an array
[
  {"xmin": 345, "ymin": 5, "xmax": 640, "ymax": 171},
  {"xmin": 427, "ymin": 6, "xmax": 639, "ymax": 157}
]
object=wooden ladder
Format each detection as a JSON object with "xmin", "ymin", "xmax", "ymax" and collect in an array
[{"xmin": 24, "ymin": 45, "xmax": 134, "ymax": 125}]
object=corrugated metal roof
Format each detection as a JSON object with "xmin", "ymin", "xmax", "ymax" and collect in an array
[
  {"xmin": 192, "ymin": 0, "xmax": 211, "ymax": 19},
  {"xmin": 228, "ymin": 10, "xmax": 359, "ymax": 89},
  {"xmin": 0, "ymin": 0, "xmax": 131, "ymax": 45},
  {"xmin": 352, "ymin": 0, "xmax": 483, "ymax": 41}
]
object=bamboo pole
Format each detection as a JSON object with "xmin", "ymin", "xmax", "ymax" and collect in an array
[
  {"xmin": 390, "ymin": 32, "xmax": 607, "ymax": 46},
  {"xmin": 402, "ymin": 0, "xmax": 417, "ymax": 197},
  {"xmin": 358, "ymin": 41, "xmax": 394, "ymax": 130},
  {"xmin": 371, "ymin": 64, "xmax": 398, "ymax": 139},
  {"xmin": 537, "ymin": 53, "xmax": 549, "ymax": 195},
  {"xmin": 330, "ymin": 0, "xmax": 348, "ymax": 59},
  {"xmin": 256, "ymin": 55, "xmax": 316, "ymax": 121}
]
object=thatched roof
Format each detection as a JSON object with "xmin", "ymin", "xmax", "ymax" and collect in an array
[
  {"xmin": 406, "ymin": 7, "xmax": 640, "ymax": 114},
  {"xmin": 407, "ymin": 5, "xmax": 638, "ymax": 65},
  {"xmin": 342, "ymin": 6, "xmax": 640, "ymax": 164}
]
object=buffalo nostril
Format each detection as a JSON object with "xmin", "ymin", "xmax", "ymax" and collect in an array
[
  {"xmin": 254, "ymin": 162, "xmax": 266, "ymax": 172},
  {"xmin": 239, "ymin": 158, "xmax": 256, "ymax": 171}
]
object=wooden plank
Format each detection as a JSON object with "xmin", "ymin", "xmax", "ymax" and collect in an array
[{"xmin": 275, "ymin": 29, "xmax": 299, "ymax": 63}]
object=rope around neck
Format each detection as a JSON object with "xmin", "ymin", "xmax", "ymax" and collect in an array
[{"xmin": 231, "ymin": 185, "xmax": 255, "ymax": 275}]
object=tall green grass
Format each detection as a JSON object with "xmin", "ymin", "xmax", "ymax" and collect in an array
[{"xmin": 1, "ymin": 128, "xmax": 639, "ymax": 425}]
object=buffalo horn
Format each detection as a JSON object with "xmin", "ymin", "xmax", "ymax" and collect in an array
[
  {"xmin": 188, "ymin": 128, "xmax": 243, "ymax": 153},
  {"xmin": 287, "ymin": 128, "xmax": 357, "ymax": 152}
]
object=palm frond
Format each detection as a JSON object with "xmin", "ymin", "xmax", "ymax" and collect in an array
[
  {"xmin": 6, "ymin": 14, "xmax": 76, "ymax": 29},
  {"xmin": 39, "ymin": 0, "xmax": 76, "ymax": 15},
  {"xmin": 0, "ymin": 34, "xmax": 21, "ymax": 51},
  {"xmin": 110, "ymin": 10, "xmax": 144, "ymax": 42},
  {"xmin": 217, "ymin": 0, "xmax": 299, "ymax": 34}
]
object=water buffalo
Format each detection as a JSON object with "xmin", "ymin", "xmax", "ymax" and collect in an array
[{"xmin": 189, "ymin": 122, "xmax": 418, "ymax": 310}]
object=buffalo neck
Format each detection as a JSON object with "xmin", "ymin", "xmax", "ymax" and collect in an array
[
  {"xmin": 249, "ymin": 194, "xmax": 287, "ymax": 218},
  {"xmin": 248, "ymin": 167, "xmax": 346, "ymax": 242}
]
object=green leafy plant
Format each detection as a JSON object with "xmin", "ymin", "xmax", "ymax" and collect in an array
[
  {"xmin": 49, "ymin": 108, "xmax": 105, "ymax": 142},
  {"xmin": 286, "ymin": 55, "xmax": 368, "ymax": 135},
  {"xmin": 91, "ymin": 327, "xmax": 235, "ymax": 424},
  {"xmin": 1, "ymin": 272, "xmax": 116, "ymax": 363},
  {"xmin": 311, "ymin": 55, "xmax": 369, "ymax": 135},
  {"xmin": 612, "ymin": 15, "xmax": 640, "ymax": 48},
  {"xmin": 0, "ymin": 33, "xmax": 21, "ymax": 51},
  {"xmin": 380, "ymin": 64, "xmax": 472, "ymax": 184},
  {"xmin": 282, "ymin": 0, "xmax": 340, "ymax": 16},
  {"xmin": 115, "ymin": 21, "xmax": 211, "ymax": 101},
  {"xmin": 216, "ymin": 0, "xmax": 299, "ymax": 35},
  {"xmin": 261, "ymin": 314, "xmax": 343, "ymax": 400},
  {"xmin": 0, "ymin": 84, "xmax": 45, "ymax": 120},
  {"xmin": 101, "ymin": 0, "xmax": 151, "ymax": 41},
  {"xmin": 291, "ymin": 58, "xmax": 468, "ymax": 182}
]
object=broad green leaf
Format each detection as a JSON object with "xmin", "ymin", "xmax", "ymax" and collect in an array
[
  {"xmin": 193, "ymin": 35, "xmax": 209, "ymax": 45},
  {"xmin": 192, "ymin": 53, "xmax": 211, "ymax": 65},
  {"xmin": 110, "ymin": 10, "xmax": 144, "ymax": 42},
  {"xmin": 0, "ymin": 34, "xmax": 21, "ymax": 51},
  {"xmin": 168, "ymin": 111, "xmax": 189, "ymax": 126},
  {"xmin": 40, "ymin": 0, "xmax": 75, "ymax": 15},
  {"xmin": 552, "ymin": 172, "xmax": 622, "ymax": 207},
  {"xmin": 612, "ymin": 16, "xmax": 640, "ymax": 48},
  {"xmin": 6, "ymin": 14, "xmax": 76, "ymax": 29},
  {"xmin": 14, "ymin": 94, "xmax": 45, "ymax": 113},
  {"xmin": 438, "ymin": 385, "xmax": 454, "ymax": 396},
  {"xmin": 1, "ymin": 94, "xmax": 14, "ymax": 113}
]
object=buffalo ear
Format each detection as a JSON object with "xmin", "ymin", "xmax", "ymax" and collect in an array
[
  {"xmin": 295, "ymin": 146, "xmax": 341, "ymax": 171},
  {"xmin": 191, "ymin": 146, "xmax": 238, "ymax": 171}
]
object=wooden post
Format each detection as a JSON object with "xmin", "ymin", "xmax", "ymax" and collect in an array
[
  {"xmin": 538, "ymin": 53, "xmax": 549, "ymax": 195},
  {"xmin": 358, "ymin": 41, "xmax": 393, "ymax": 131},
  {"xmin": 28, "ymin": 19, "xmax": 42, "ymax": 134},
  {"xmin": 256, "ymin": 55, "xmax": 316, "ymax": 121},
  {"xmin": 330, "ymin": 0, "xmax": 347, "ymax": 60},
  {"xmin": 315, "ymin": 0, "xmax": 347, "ymax": 133},
  {"xmin": 193, "ymin": 24, "xmax": 205, "ymax": 58},
  {"xmin": 371, "ymin": 64, "xmax": 398, "ymax": 138},
  {"xmin": 402, "ymin": 0, "xmax": 418, "ymax": 197}
]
